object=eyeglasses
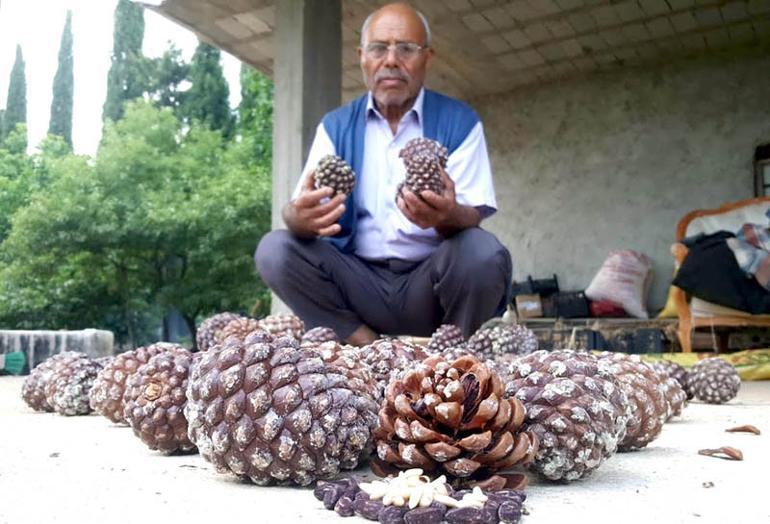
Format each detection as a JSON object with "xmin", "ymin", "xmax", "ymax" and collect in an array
[{"xmin": 362, "ymin": 41, "xmax": 428, "ymax": 61}]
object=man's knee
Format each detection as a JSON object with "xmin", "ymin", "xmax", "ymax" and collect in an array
[
  {"xmin": 255, "ymin": 230, "xmax": 296, "ymax": 284},
  {"xmin": 442, "ymin": 228, "xmax": 511, "ymax": 276}
]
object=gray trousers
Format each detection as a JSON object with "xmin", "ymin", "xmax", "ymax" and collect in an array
[{"xmin": 255, "ymin": 227, "xmax": 512, "ymax": 339}]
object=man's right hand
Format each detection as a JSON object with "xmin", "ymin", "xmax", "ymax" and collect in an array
[{"xmin": 282, "ymin": 171, "xmax": 347, "ymax": 238}]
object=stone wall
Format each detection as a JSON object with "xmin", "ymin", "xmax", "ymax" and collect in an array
[{"xmin": 474, "ymin": 49, "xmax": 770, "ymax": 312}]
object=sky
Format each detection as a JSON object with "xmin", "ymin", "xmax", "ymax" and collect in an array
[{"xmin": 0, "ymin": 0, "xmax": 242, "ymax": 156}]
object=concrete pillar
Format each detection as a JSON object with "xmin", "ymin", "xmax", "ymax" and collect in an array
[
  {"xmin": 270, "ymin": 0, "xmax": 342, "ymax": 314},
  {"xmin": 272, "ymin": 0, "xmax": 342, "ymax": 230}
]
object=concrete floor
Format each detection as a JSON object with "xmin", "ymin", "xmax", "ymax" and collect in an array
[{"xmin": 1, "ymin": 376, "xmax": 767, "ymax": 524}]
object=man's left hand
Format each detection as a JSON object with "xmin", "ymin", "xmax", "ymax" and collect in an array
[{"xmin": 397, "ymin": 167, "xmax": 457, "ymax": 230}]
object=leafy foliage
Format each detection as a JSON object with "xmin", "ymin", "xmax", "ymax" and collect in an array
[
  {"xmin": 0, "ymin": 102, "xmax": 271, "ymax": 347},
  {"xmin": 238, "ymin": 64, "xmax": 274, "ymax": 170},
  {"xmin": 49, "ymin": 10, "xmax": 74, "ymax": 146}
]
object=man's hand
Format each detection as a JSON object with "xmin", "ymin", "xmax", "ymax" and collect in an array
[
  {"xmin": 397, "ymin": 168, "xmax": 457, "ymax": 229},
  {"xmin": 283, "ymin": 171, "xmax": 347, "ymax": 238},
  {"xmin": 397, "ymin": 168, "xmax": 481, "ymax": 236}
]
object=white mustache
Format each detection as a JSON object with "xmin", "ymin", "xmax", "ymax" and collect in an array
[{"xmin": 375, "ymin": 68, "xmax": 409, "ymax": 83}]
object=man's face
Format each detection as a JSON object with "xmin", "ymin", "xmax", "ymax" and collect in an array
[{"xmin": 359, "ymin": 8, "xmax": 433, "ymax": 110}]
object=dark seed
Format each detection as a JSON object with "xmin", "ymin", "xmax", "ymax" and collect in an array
[
  {"xmin": 335, "ymin": 496, "xmax": 355, "ymax": 517},
  {"xmin": 445, "ymin": 507, "xmax": 485, "ymax": 524},
  {"xmin": 313, "ymin": 483, "xmax": 328, "ymax": 501},
  {"xmin": 498, "ymin": 501, "xmax": 523, "ymax": 523},
  {"xmin": 404, "ymin": 506, "xmax": 445, "ymax": 524},
  {"xmin": 378, "ymin": 505, "xmax": 407, "ymax": 524},
  {"xmin": 487, "ymin": 490, "xmax": 526, "ymax": 505},
  {"xmin": 323, "ymin": 484, "xmax": 345, "ymax": 509},
  {"xmin": 484, "ymin": 499, "xmax": 500, "ymax": 511},
  {"xmin": 354, "ymin": 497, "xmax": 384, "ymax": 521},
  {"xmin": 428, "ymin": 501, "xmax": 447, "ymax": 518}
]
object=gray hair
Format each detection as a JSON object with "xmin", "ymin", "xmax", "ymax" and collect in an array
[{"xmin": 360, "ymin": 7, "xmax": 432, "ymax": 47}]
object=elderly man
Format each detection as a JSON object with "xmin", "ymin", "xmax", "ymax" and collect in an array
[{"xmin": 256, "ymin": 3, "xmax": 511, "ymax": 346}]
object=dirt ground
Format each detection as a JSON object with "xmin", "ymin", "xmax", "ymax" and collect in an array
[{"xmin": 1, "ymin": 376, "xmax": 767, "ymax": 524}]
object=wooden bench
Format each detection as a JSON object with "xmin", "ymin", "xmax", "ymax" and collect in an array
[{"xmin": 672, "ymin": 196, "xmax": 770, "ymax": 353}]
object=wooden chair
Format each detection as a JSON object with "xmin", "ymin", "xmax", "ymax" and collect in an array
[{"xmin": 672, "ymin": 196, "xmax": 770, "ymax": 353}]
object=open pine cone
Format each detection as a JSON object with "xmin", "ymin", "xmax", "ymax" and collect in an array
[
  {"xmin": 687, "ymin": 357, "xmax": 741, "ymax": 404},
  {"xmin": 89, "ymin": 342, "xmax": 184, "ymax": 424},
  {"xmin": 22, "ymin": 352, "xmax": 87, "ymax": 412},
  {"xmin": 504, "ymin": 350, "xmax": 630, "ymax": 481},
  {"xmin": 597, "ymin": 352, "xmax": 667, "ymax": 450},
  {"xmin": 197, "ymin": 312, "xmax": 243, "ymax": 352},
  {"xmin": 123, "ymin": 348, "xmax": 196, "ymax": 453},
  {"xmin": 372, "ymin": 354, "xmax": 537, "ymax": 490},
  {"xmin": 45, "ymin": 356, "xmax": 104, "ymax": 416},
  {"xmin": 185, "ymin": 330, "xmax": 379, "ymax": 486}
]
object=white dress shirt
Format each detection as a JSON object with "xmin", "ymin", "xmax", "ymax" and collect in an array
[{"xmin": 293, "ymin": 88, "xmax": 497, "ymax": 262}]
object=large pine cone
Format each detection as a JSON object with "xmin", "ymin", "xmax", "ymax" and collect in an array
[
  {"xmin": 22, "ymin": 352, "xmax": 87, "ymax": 412},
  {"xmin": 89, "ymin": 342, "xmax": 183, "ymax": 424},
  {"xmin": 398, "ymin": 138, "xmax": 448, "ymax": 198},
  {"xmin": 185, "ymin": 330, "xmax": 379, "ymax": 486},
  {"xmin": 314, "ymin": 155, "xmax": 356, "ymax": 197},
  {"xmin": 258, "ymin": 313, "xmax": 305, "ymax": 341},
  {"xmin": 659, "ymin": 375, "xmax": 687, "ymax": 421},
  {"xmin": 504, "ymin": 350, "xmax": 630, "ymax": 481},
  {"xmin": 45, "ymin": 356, "xmax": 104, "ymax": 416},
  {"xmin": 360, "ymin": 339, "xmax": 431, "ymax": 398},
  {"xmin": 301, "ymin": 327, "xmax": 339, "ymax": 345},
  {"xmin": 687, "ymin": 357, "xmax": 740, "ymax": 404},
  {"xmin": 197, "ymin": 312, "xmax": 243, "ymax": 351},
  {"xmin": 123, "ymin": 348, "xmax": 196, "ymax": 453},
  {"xmin": 304, "ymin": 341, "xmax": 378, "ymax": 400},
  {"xmin": 428, "ymin": 324, "xmax": 465, "ymax": 352},
  {"xmin": 373, "ymin": 355, "xmax": 537, "ymax": 490},
  {"xmin": 216, "ymin": 317, "xmax": 262, "ymax": 344},
  {"xmin": 652, "ymin": 360, "xmax": 692, "ymax": 400},
  {"xmin": 597, "ymin": 352, "xmax": 667, "ymax": 450},
  {"xmin": 467, "ymin": 324, "xmax": 539, "ymax": 360}
]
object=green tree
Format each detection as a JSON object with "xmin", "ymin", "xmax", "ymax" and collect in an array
[
  {"xmin": 181, "ymin": 42, "xmax": 233, "ymax": 137},
  {"xmin": 238, "ymin": 64, "xmax": 273, "ymax": 169},
  {"xmin": 146, "ymin": 44, "xmax": 189, "ymax": 114},
  {"xmin": 102, "ymin": 0, "xmax": 147, "ymax": 122},
  {"xmin": 0, "ymin": 125, "xmax": 34, "ymax": 242},
  {"xmin": 48, "ymin": 11, "xmax": 74, "ymax": 146},
  {"xmin": 0, "ymin": 102, "xmax": 271, "ymax": 347},
  {"xmin": 2, "ymin": 45, "xmax": 27, "ymax": 146}
]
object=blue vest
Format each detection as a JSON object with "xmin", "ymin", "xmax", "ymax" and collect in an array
[{"xmin": 321, "ymin": 89, "xmax": 480, "ymax": 253}]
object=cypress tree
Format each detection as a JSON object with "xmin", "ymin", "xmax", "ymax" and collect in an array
[
  {"xmin": 102, "ymin": 0, "xmax": 146, "ymax": 122},
  {"xmin": 2, "ymin": 45, "xmax": 27, "ymax": 145},
  {"xmin": 182, "ymin": 42, "xmax": 233, "ymax": 137},
  {"xmin": 49, "ymin": 10, "xmax": 74, "ymax": 146}
]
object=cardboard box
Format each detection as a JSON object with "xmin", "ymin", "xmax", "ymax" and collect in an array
[{"xmin": 515, "ymin": 294, "xmax": 543, "ymax": 319}]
